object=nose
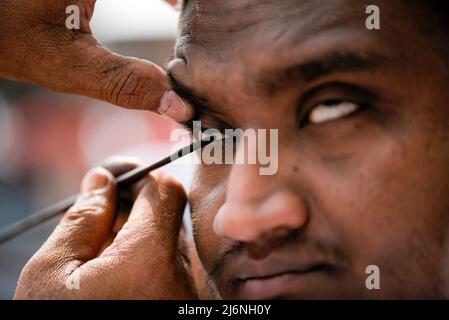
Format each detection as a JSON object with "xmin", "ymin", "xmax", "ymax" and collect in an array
[
  {"xmin": 213, "ymin": 145, "xmax": 308, "ymax": 243},
  {"xmin": 214, "ymin": 190, "xmax": 308, "ymax": 243}
]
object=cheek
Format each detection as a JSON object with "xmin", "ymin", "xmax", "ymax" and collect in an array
[
  {"xmin": 189, "ymin": 165, "xmax": 229, "ymax": 272},
  {"xmin": 305, "ymin": 127, "xmax": 449, "ymax": 286}
]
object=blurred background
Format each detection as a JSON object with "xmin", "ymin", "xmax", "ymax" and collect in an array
[{"xmin": 0, "ymin": 0, "xmax": 194, "ymax": 299}]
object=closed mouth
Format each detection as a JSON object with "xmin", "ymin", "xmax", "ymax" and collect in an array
[
  {"xmin": 232, "ymin": 263, "xmax": 338, "ymax": 299},
  {"xmin": 239, "ymin": 263, "xmax": 332, "ymax": 282}
]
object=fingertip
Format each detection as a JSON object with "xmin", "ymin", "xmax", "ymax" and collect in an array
[
  {"xmin": 158, "ymin": 90, "xmax": 193, "ymax": 123},
  {"xmin": 101, "ymin": 155, "xmax": 143, "ymax": 176},
  {"xmin": 103, "ymin": 155, "xmax": 143, "ymax": 167},
  {"xmin": 81, "ymin": 167, "xmax": 115, "ymax": 193},
  {"xmin": 151, "ymin": 171, "xmax": 187, "ymax": 202}
]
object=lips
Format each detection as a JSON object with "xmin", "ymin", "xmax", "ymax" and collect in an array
[
  {"xmin": 226, "ymin": 254, "xmax": 337, "ymax": 299},
  {"xmin": 241, "ymin": 263, "xmax": 330, "ymax": 281}
]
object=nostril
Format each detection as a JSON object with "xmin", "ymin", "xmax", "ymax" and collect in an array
[
  {"xmin": 262, "ymin": 226, "xmax": 294, "ymax": 241},
  {"xmin": 213, "ymin": 194, "xmax": 309, "ymax": 243},
  {"xmin": 245, "ymin": 228, "xmax": 299, "ymax": 259}
]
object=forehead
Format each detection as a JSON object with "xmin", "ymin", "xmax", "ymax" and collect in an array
[
  {"xmin": 171, "ymin": 0, "xmax": 433, "ymax": 116},
  {"xmin": 176, "ymin": 0, "xmax": 403, "ymax": 58}
]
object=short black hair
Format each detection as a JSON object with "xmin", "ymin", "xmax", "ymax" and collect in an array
[
  {"xmin": 179, "ymin": 1, "xmax": 449, "ymax": 56},
  {"xmin": 422, "ymin": 1, "xmax": 449, "ymax": 56},
  {"xmin": 429, "ymin": 0, "xmax": 449, "ymax": 11}
]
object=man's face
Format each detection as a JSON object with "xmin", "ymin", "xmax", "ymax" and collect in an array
[{"xmin": 168, "ymin": 0, "xmax": 449, "ymax": 299}]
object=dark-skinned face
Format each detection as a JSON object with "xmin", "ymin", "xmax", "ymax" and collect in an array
[{"xmin": 168, "ymin": 0, "xmax": 449, "ymax": 299}]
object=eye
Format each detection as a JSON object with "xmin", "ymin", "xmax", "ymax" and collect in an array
[{"xmin": 308, "ymin": 100, "xmax": 360, "ymax": 125}]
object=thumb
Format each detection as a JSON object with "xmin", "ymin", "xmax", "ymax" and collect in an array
[
  {"xmin": 1, "ymin": 0, "xmax": 193, "ymax": 120},
  {"xmin": 110, "ymin": 171, "xmax": 187, "ymax": 259},
  {"xmin": 43, "ymin": 167, "xmax": 117, "ymax": 263},
  {"xmin": 58, "ymin": 42, "xmax": 192, "ymax": 122}
]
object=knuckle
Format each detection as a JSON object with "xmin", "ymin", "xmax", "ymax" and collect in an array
[
  {"xmin": 67, "ymin": 205, "xmax": 104, "ymax": 220},
  {"xmin": 65, "ymin": 208, "xmax": 97, "ymax": 224},
  {"xmin": 105, "ymin": 65, "xmax": 142, "ymax": 108},
  {"xmin": 112, "ymin": 69, "xmax": 137, "ymax": 107},
  {"xmin": 71, "ymin": 193, "xmax": 109, "ymax": 213},
  {"xmin": 102, "ymin": 60, "xmax": 166, "ymax": 109},
  {"xmin": 19, "ymin": 255, "xmax": 57, "ymax": 285},
  {"xmin": 22, "ymin": 255, "xmax": 46, "ymax": 275},
  {"xmin": 62, "ymin": 201, "xmax": 106, "ymax": 227},
  {"xmin": 159, "ymin": 175, "xmax": 187, "ymax": 200},
  {"xmin": 16, "ymin": 254, "xmax": 68, "ymax": 299}
]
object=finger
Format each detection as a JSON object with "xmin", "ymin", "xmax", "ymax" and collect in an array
[
  {"xmin": 101, "ymin": 155, "xmax": 149, "ymax": 201},
  {"xmin": 109, "ymin": 171, "xmax": 187, "ymax": 259},
  {"xmin": 100, "ymin": 155, "xmax": 146, "ymax": 245},
  {"xmin": 43, "ymin": 167, "xmax": 116, "ymax": 263},
  {"xmin": 2, "ymin": 0, "xmax": 193, "ymax": 121},
  {"xmin": 59, "ymin": 42, "xmax": 193, "ymax": 122},
  {"xmin": 101, "ymin": 155, "xmax": 143, "ymax": 177},
  {"xmin": 8, "ymin": 0, "xmax": 192, "ymax": 121}
]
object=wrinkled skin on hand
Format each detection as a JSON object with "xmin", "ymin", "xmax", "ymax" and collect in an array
[
  {"xmin": 0, "ymin": 0, "xmax": 191, "ymax": 118},
  {"xmin": 14, "ymin": 157, "xmax": 197, "ymax": 300}
]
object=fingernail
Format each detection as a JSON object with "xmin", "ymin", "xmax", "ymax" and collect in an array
[
  {"xmin": 158, "ymin": 90, "xmax": 190, "ymax": 122},
  {"xmin": 81, "ymin": 168, "xmax": 111, "ymax": 192}
]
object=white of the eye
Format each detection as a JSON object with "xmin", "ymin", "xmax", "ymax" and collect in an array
[{"xmin": 309, "ymin": 101, "xmax": 359, "ymax": 124}]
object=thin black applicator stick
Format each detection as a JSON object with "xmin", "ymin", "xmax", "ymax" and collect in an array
[{"xmin": 0, "ymin": 138, "xmax": 216, "ymax": 245}]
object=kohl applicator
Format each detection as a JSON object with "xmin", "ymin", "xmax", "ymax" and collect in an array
[{"xmin": 0, "ymin": 137, "xmax": 217, "ymax": 245}]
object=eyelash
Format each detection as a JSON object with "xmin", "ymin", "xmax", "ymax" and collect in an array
[
  {"xmin": 180, "ymin": 116, "xmax": 230, "ymax": 139},
  {"xmin": 179, "ymin": 84, "xmax": 374, "ymax": 132},
  {"xmin": 184, "ymin": 101, "xmax": 367, "ymax": 133}
]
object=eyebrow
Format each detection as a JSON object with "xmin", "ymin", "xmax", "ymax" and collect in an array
[
  {"xmin": 167, "ymin": 70, "xmax": 230, "ymax": 128},
  {"xmin": 167, "ymin": 50, "xmax": 388, "ymax": 116},
  {"xmin": 257, "ymin": 51, "xmax": 387, "ymax": 95}
]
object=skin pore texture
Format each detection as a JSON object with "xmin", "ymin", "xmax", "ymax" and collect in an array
[{"xmin": 167, "ymin": 0, "xmax": 449, "ymax": 299}]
